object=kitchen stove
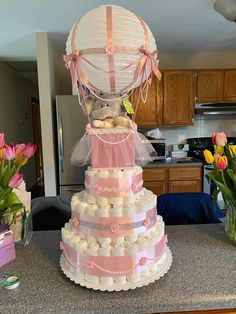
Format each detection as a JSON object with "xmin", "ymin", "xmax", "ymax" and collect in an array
[{"xmin": 187, "ymin": 137, "xmax": 236, "ymax": 161}]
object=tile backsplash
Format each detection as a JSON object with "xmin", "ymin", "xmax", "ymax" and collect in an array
[{"xmin": 143, "ymin": 116, "xmax": 236, "ymax": 154}]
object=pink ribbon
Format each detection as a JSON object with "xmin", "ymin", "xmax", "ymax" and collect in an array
[
  {"xmin": 72, "ymin": 206, "xmax": 157, "ymax": 238},
  {"xmin": 85, "ymin": 172, "xmax": 143, "ymax": 198},
  {"xmin": 106, "ymin": 6, "xmax": 116, "ymax": 93},
  {"xmin": 63, "ymin": 8, "xmax": 162, "ymax": 123},
  {"xmin": 60, "ymin": 234, "xmax": 167, "ymax": 276}
]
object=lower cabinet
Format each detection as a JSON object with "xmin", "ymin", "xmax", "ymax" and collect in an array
[
  {"xmin": 144, "ymin": 181, "xmax": 167, "ymax": 196},
  {"xmin": 142, "ymin": 168, "xmax": 167, "ymax": 197},
  {"xmin": 169, "ymin": 180, "xmax": 201, "ymax": 193},
  {"xmin": 143, "ymin": 166, "xmax": 202, "ymax": 196}
]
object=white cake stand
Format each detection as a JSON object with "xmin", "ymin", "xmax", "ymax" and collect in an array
[{"xmin": 60, "ymin": 247, "xmax": 172, "ymax": 292}]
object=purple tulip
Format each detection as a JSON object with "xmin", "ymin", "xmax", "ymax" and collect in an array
[
  {"xmin": 22, "ymin": 143, "xmax": 37, "ymax": 158},
  {"xmin": 3, "ymin": 144, "xmax": 15, "ymax": 160},
  {"xmin": 0, "ymin": 133, "xmax": 5, "ymax": 148},
  {"xmin": 9, "ymin": 172, "xmax": 23, "ymax": 188}
]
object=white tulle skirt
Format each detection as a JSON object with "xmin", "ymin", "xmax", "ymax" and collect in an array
[{"xmin": 71, "ymin": 125, "xmax": 156, "ymax": 168}]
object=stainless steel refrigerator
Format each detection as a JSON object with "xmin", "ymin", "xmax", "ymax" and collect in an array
[{"xmin": 55, "ymin": 95, "xmax": 87, "ymax": 199}]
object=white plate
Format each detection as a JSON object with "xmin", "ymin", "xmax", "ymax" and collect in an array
[{"xmin": 60, "ymin": 246, "xmax": 172, "ymax": 292}]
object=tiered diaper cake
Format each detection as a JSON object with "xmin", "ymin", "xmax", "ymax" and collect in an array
[{"xmin": 60, "ymin": 126, "xmax": 172, "ymax": 291}]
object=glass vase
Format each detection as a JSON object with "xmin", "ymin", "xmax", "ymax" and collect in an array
[{"xmin": 225, "ymin": 201, "xmax": 236, "ymax": 245}]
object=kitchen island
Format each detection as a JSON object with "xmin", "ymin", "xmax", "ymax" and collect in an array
[{"xmin": 0, "ymin": 224, "xmax": 235, "ymax": 313}]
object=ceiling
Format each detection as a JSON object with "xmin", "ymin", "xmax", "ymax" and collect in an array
[{"xmin": 0, "ymin": 0, "xmax": 235, "ymax": 62}]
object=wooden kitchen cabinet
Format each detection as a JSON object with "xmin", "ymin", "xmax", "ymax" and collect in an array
[
  {"xmin": 132, "ymin": 68, "xmax": 236, "ymax": 128},
  {"xmin": 169, "ymin": 167, "xmax": 202, "ymax": 193},
  {"xmin": 163, "ymin": 71, "xmax": 195, "ymax": 126},
  {"xmin": 143, "ymin": 166, "xmax": 202, "ymax": 196},
  {"xmin": 132, "ymin": 70, "xmax": 195, "ymax": 127},
  {"xmin": 132, "ymin": 76, "xmax": 163, "ymax": 127},
  {"xmin": 195, "ymin": 70, "xmax": 223, "ymax": 103},
  {"xmin": 143, "ymin": 181, "xmax": 167, "ymax": 196},
  {"xmin": 169, "ymin": 180, "xmax": 201, "ymax": 193},
  {"xmin": 196, "ymin": 69, "xmax": 236, "ymax": 103},
  {"xmin": 224, "ymin": 70, "xmax": 236, "ymax": 101},
  {"xmin": 142, "ymin": 168, "xmax": 167, "ymax": 196}
]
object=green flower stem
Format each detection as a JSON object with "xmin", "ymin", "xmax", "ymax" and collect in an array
[
  {"xmin": 225, "ymin": 201, "xmax": 236, "ymax": 245},
  {"xmin": 221, "ymin": 170, "xmax": 227, "ymax": 187},
  {"xmin": 1, "ymin": 159, "xmax": 4, "ymax": 177}
]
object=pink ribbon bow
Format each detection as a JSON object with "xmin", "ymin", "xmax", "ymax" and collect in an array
[{"xmin": 138, "ymin": 45, "xmax": 162, "ymax": 83}]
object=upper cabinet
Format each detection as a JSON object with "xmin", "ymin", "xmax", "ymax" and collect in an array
[
  {"xmin": 224, "ymin": 70, "xmax": 236, "ymax": 102},
  {"xmin": 195, "ymin": 70, "xmax": 223, "ymax": 103},
  {"xmin": 134, "ymin": 76, "xmax": 163, "ymax": 127},
  {"xmin": 195, "ymin": 69, "xmax": 236, "ymax": 103},
  {"xmin": 163, "ymin": 71, "xmax": 195, "ymax": 126},
  {"xmin": 132, "ymin": 68, "xmax": 236, "ymax": 128}
]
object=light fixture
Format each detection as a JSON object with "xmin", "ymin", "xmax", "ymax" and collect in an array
[{"xmin": 214, "ymin": 0, "xmax": 236, "ymax": 22}]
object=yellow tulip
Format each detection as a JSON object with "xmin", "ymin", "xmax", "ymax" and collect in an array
[
  {"xmin": 203, "ymin": 149, "xmax": 214, "ymax": 164},
  {"xmin": 229, "ymin": 145, "xmax": 236, "ymax": 157},
  {"xmin": 15, "ymin": 152, "xmax": 28, "ymax": 166},
  {"xmin": 214, "ymin": 145, "xmax": 224, "ymax": 155}
]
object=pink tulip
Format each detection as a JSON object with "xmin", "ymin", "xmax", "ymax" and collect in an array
[
  {"xmin": 9, "ymin": 172, "xmax": 23, "ymax": 188},
  {"xmin": 0, "ymin": 133, "xmax": 5, "ymax": 148},
  {"xmin": 215, "ymin": 132, "xmax": 227, "ymax": 147},
  {"xmin": 22, "ymin": 143, "xmax": 37, "ymax": 158},
  {"xmin": 3, "ymin": 144, "xmax": 15, "ymax": 160}
]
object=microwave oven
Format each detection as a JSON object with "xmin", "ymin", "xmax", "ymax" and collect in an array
[{"xmin": 148, "ymin": 139, "xmax": 166, "ymax": 160}]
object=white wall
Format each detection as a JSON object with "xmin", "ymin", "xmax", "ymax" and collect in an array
[
  {"xmin": 160, "ymin": 116, "xmax": 236, "ymax": 148},
  {"xmin": 36, "ymin": 32, "xmax": 72, "ymax": 196},
  {"xmin": 159, "ymin": 50, "xmax": 236, "ymax": 69},
  {"xmin": 36, "ymin": 33, "xmax": 57, "ymax": 196},
  {"xmin": 0, "ymin": 62, "xmax": 38, "ymax": 188}
]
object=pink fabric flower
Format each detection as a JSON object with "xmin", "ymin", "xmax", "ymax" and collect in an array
[
  {"xmin": 139, "ymin": 257, "xmax": 148, "ymax": 266},
  {"xmin": 22, "ymin": 143, "xmax": 37, "ymax": 158},
  {"xmin": 95, "ymin": 185, "xmax": 102, "ymax": 194},
  {"xmin": 9, "ymin": 172, "xmax": 23, "ymax": 188},
  {"xmin": 85, "ymin": 123, "xmax": 92, "ymax": 132},
  {"xmin": 0, "ymin": 133, "xmax": 5, "ymax": 148},
  {"xmin": 105, "ymin": 44, "xmax": 115, "ymax": 55},
  {"xmin": 143, "ymin": 217, "xmax": 150, "ymax": 227},
  {"xmin": 3, "ymin": 144, "xmax": 15, "ymax": 160},
  {"xmin": 72, "ymin": 216, "xmax": 80, "ymax": 227},
  {"xmin": 86, "ymin": 259, "xmax": 94, "ymax": 269},
  {"xmin": 111, "ymin": 224, "xmax": 120, "ymax": 234}
]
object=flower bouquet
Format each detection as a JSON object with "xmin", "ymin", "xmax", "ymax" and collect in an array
[
  {"xmin": 204, "ymin": 132, "xmax": 236, "ymax": 245},
  {"xmin": 0, "ymin": 133, "xmax": 36, "ymax": 230}
]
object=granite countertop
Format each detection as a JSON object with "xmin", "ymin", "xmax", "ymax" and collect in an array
[
  {"xmin": 0, "ymin": 224, "xmax": 235, "ymax": 313},
  {"xmin": 144, "ymin": 158, "xmax": 203, "ymax": 168}
]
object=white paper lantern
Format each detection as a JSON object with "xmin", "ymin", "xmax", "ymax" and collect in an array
[{"xmin": 64, "ymin": 5, "xmax": 161, "ymax": 96}]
